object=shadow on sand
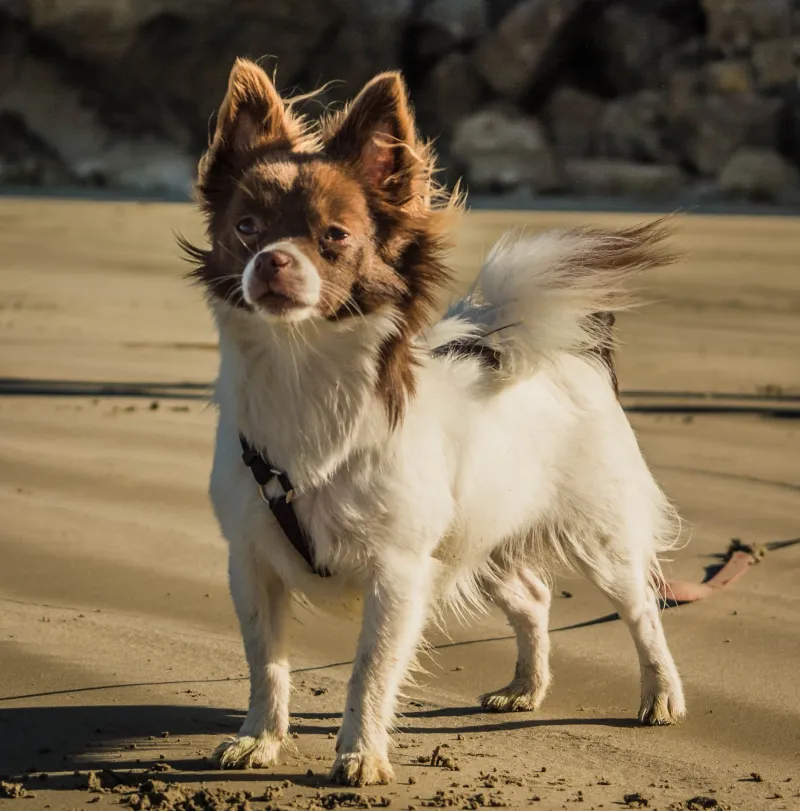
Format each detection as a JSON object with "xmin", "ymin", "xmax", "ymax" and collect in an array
[{"xmin": 0, "ymin": 701, "xmax": 638, "ymax": 789}]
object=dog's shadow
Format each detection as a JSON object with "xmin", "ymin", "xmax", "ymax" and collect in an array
[
  {"xmin": 0, "ymin": 702, "xmax": 325, "ymax": 790},
  {"xmin": 290, "ymin": 705, "xmax": 640, "ymax": 735},
  {"xmin": 0, "ymin": 703, "xmax": 243, "ymax": 779},
  {"xmin": 0, "ymin": 701, "xmax": 637, "ymax": 788}
]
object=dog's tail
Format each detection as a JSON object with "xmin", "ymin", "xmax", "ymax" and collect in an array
[{"xmin": 438, "ymin": 219, "xmax": 677, "ymax": 382}]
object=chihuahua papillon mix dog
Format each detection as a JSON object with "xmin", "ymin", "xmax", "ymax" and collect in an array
[{"xmin": 182, "ymin": 59, "xmax": 685, "ymax": 786}]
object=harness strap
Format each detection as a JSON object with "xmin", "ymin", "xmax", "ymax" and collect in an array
[{"xmin": 239, "ymin": 435, "xmax": 331, "ymax": 578}]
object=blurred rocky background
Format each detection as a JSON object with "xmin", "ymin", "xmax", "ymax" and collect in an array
[{"xmin": 1, "ymin": 0, "xmax": 799, "ymax": 203}]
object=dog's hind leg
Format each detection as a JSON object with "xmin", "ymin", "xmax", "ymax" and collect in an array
[
  {"xmin": 212, "ymin": 548, "xmax": 291, "ymax": 769},
  {"xmin": 580, "ymin": 546, "xmax": 685, "ymax": 726},
  {"xmin": 331, "ymin": 551, "xmax": 435, "ymax": 787},
  {"xmin": 480, "ymin": 567, "xmax": 552, "ymax": 712}
]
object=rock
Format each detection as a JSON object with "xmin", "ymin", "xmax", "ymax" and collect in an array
[
  {"xmin": 623, "ymin": 792, "xmax": 654, "ymax": 808},
  {"xmin": 565, "ymin": 159, "xmax": 686, "ymax": 199},
  {"xmin": 26, "ymin": 0, "xmax": 347, "ymax": 141},
  {"xmin": 702, "ymin": 0, "xmax": 792, "ymax": 55},
  {"xmin": 718, "ymin": 147, "xmax": 799, "ymax": 200},
  {"xmin": 777, "ymin": 82, "xmax": 800, "ymax": 166},
  {"xmin": 666, "ymin": 68, "xmax": 703, "ymax": 117},
  {"xmin": 417, "ymin": 52, "xmax": 485, "ymax": 135},
  {"xmin": 27, "ymin": 0, "xmax": 219, "ymax": 62},
  {"xmin": 659, "ymin": 35, "xmax": 709, "ymax": 93},
  {"xmin": 672, "ymin": 93, "xmax": 783, "ymax": 175},
  {"xmin": 544, "ymin": 86, "xmax": 604, "ymax": 158},
  {"xmin": 301, "ymin": 2, "xmax": 409, "ymax": 102},
  {"xmin": 751, "ymin": 38, "xmax": 798, "ymax": 87},
  {"xmin": 705, "ymin": 60, "xmax": 754, "ymax": 94},
  {"xmin": 0, "ymin": 0, "xmax": 799, "ymax": 201},
  {"xmin": 473, "ymin": 0, "xmax": 588, "ymax": 98},
  {"xmin": 484, "ymin": 0, "xmax": 522, "ymax": 27},
  {"xmin": 410, "ymin": 0, "xmax": 487, "ymax": 71},
  {"xmin": 0, "ymin": 55, "xmax": 193, "ymax": 193},
  {"xmin": 418, "ymin": 0, "xmax": 487, "ymax": 49},
  {"xmin": 0, "ymin": 781, "xmax": 31, "ymax": 799},
  {"xmin": 303, "ymin": 25, "xmax": 393, "ymax": 102},
  {"xmin": 451, "ymin": 107, "xmax": 562, "ymax": 192},
  {"xmin": 598, "ymin": 91, "xmax": 672, "ymax": 163},
  {"xmin": 0, "ymin": 7, "xmax": 26, "ymax": 95},
  {"xmin": 0, "ymin": 0, "xmax": 26, "ymax": 15},
  {"xmin": 355, "ymin": 0, "xmax": 414, "ymax": 18},
  {"xmin": 593, "ymin": 5, "xmax": 678, "ymax": 94},
  {"xmin": 0, "ymin": 112, "xmax": 77, "ymax": 186}
]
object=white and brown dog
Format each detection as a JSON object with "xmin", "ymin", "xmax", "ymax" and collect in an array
[{"xmin": 183, "ymin": 59, "xmax": 685, "ymax": 787}]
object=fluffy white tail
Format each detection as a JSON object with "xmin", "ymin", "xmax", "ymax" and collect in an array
[{"xmin": 441, "ymin": 219, "xmax": 677, "ymax": 380}]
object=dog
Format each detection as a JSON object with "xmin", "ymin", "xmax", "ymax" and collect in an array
[{"xmin": 182, "ymin": 58, "xmax": 686, "ymax": 787}]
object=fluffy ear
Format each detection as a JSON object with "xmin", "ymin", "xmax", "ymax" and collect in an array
[
  {"xmin": 325, "ymin": 72, "xmax": 423, "ymax": 201},
  {"xmin": 198, "ymin": 59, "xmax": 304, "ymax": 214},
  {"xmin": 212, "ymin": 58, "xmax": 295, "ymax": 152}
]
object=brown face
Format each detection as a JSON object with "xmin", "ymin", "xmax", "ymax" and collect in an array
[
  {"xmin": 183, "ymin": 59, "xmax": 458, "ymax": 423},
  {"xmin": 186, "ymin": 59, "xmax": 450, "ymax": 328},
  {"xmin": 210, "ymin": 157, "xmax": 406, "ymax": 322}
]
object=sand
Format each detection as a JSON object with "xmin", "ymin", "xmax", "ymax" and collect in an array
[{"xmin": 0, "ymin": 199, "xmax": 798, "ymax": 811}]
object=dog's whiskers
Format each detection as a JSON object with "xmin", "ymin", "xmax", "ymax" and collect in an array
[
  {"xmin": 217, "ymin": 241, "xmax": 248, "ymax": 264},
  {"xmin": 321, "ymin": 280, "xmax": 365, "ymax": 322},
  {"xmin": 235, "ymin": 233, "xmax": 256, "ymax": 256}
]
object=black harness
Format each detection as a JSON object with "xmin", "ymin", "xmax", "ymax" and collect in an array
[{"xmin": 239, "ymin": 435, "xmax": 331, "ymax": 577}]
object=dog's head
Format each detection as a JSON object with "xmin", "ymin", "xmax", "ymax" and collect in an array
[
  {"xmin": 183, "ymin": 60, "xmax": 459, "ymax": 422},
  {"xmin": 186, "ymin": 59, "xmax": 456, "ymax": 321}
]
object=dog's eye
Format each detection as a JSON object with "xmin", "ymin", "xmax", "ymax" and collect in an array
[
  {"xmin": 236, "ymin": 217, "xmax": 259, "ymax": 236},
  {"xmin": 324, "ymin": 226, "xmax": 349, "ymax": 242}
]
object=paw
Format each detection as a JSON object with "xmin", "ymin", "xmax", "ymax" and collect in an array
[
  {"xmin": 330, "ymin": 752, "xmax": 394, "ymax": 786},
  {"xmin": 211, "ymin": 734, "xmax": 282, "ymax": 769},
  {"xmin": 639, "ymin": 689, "xmax": 686, "ymax": 725},
  {"xmin": 479, "ymin": 678, "xmax": 546, "ymax": 713}
]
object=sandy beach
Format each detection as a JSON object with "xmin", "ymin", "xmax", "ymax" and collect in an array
[{"xmin": 0, "ymin": 199, "xmax": 798, "ymax": 810}]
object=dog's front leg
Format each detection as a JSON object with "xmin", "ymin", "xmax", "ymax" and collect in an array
[
  {"xmin": 213, "ymin": 548, "xmax": 290, "ymax": 769},
  {"xmin": 331, "ymin": 553, "xmax": 434, "ymax": 786}
]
